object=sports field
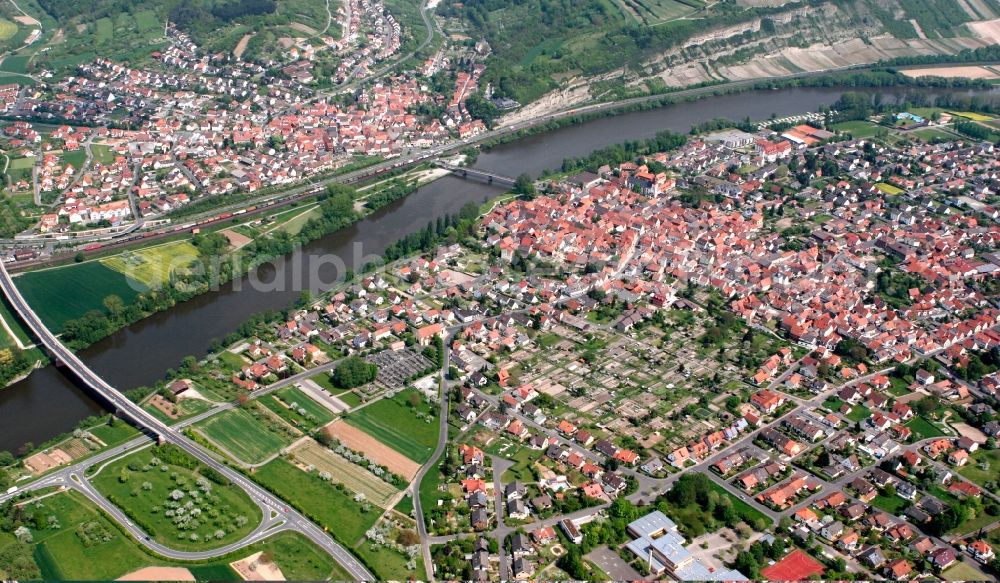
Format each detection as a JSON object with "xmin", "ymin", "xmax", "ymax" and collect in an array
[
  {"xmin": 15, "ymin": 261, "xmax": 145, "ymax": 330},
  {"xmin": 289, "ymin": 439, "xmax": 399, "ymax": 507},
  {"xmin": 830, "ymin": 120, "xmax": 880, "ymax": 138},
  {"xmin": 194, "ymin": 407, "xmax": 293, "ymax": 465},
  {"xmin": 343, "ymin": 389, "xmax": 438, "ymax": 463},
  {"xmin": 101, "ymin": 241, "xmax": 200, "ymax": 288}
]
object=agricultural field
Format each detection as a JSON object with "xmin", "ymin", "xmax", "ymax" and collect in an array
[
  {"xmin": 289, "ymin": 439, "xmax": 400, "ymax": 508},
  {"xmin": 192, "ymin": 406, "xmax": 294, "ymax": 465},
  {"xmin": 90, "ymin": 445, "xmax": 262, "ymax": 552},
  {"xmin": 259, "ymin": 386, "xmax": 335, "ymax": 431},
  {"xmin": 0, "ymin": 54, "xmax": 29, "ymax": 74},
  {"xmin": 101, "ymin": 241, "xmax": 201, "ymax": 289},
  {"xmin": 949, "ymin": 110, "xmax": 994, "ymax": 121},
  {"xmin": 253, "ymin": 458, "xmax": 380, "ymax": 545},
  {"xmin": 619, "ymin": 0, "xmax": 700, "ymax": 23},
  {"xmin": 14, "ymin": 261, "xmax": 145, "ymax": 330},
  {"xmin": 343, "ymin": 389, "xmax": 439, "ymax": 464}
]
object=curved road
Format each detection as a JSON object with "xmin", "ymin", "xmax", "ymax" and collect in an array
[{"xmin": 0, "ymin": 262, "xmax": 375, "ymax": 580}]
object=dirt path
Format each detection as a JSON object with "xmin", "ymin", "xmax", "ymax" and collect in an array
[{"xmin": 233, "ymin": 33, "xmax": 253, "ymax": 59}]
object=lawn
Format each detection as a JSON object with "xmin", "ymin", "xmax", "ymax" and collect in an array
[
  {"xmin": 253, "ymin": 458, "xmax": 380, "ymax": 546},
  {"xmin": 906, "ymin": 416, "xmax": 945, "ymax": 440},
  {"xmin": 845, "ymin": 404, "xmax": 871, "ymax": 423},
  {"xmin": 958, "ymin": 448, "xmax": 1000, "ymax": 488},
  {"xmin": 87, "ymin": 418, "xmax": 140, "ymax": 447},
  {"xmin": 60, "ymin": 149, "xmax": 86, "ymax": 170},
  {"xmin": 193, "ymin": 407, "xmax": 293, "ymax": 465},
  {"xmin": 344, "ymin": 389, "xmax": 439, "ymax": 463},
  {"xmin": 875, "ymin": 182, "xmax": 903, "ymax": 195},
  {"xmin": 911, "ymin": 127, "xmax": 957, "ymax": 142},
  {"xmin": 90, "ymin": 445, "xmax": 262, "ymax": 552},
  {"xmin": 101, "ymin": 241, "xmax": 201, "ymax": 289},
  {"xmin": 8, "ymin": 156, "xmax": 34, "ymax": 170},
  {"xmin": 941, "ymin": 560, "xmax": 989, "ymax": 580},
  {"xmin": 830, "ymin": 120, "xmax": 881, "ymax": 138},
  {"xmin": 260, "ymin": 386, "xmax": 335, "ymax": 431},
  {"xmin": 353, "ymin": 541, "xmax": 423, "ymax": 580},
  {"xmin": 336, "ymin": 390, "xmax": 362, "ymax": 408},
  {"xmin": 15, "ymin": 261, "xmax": 145, "ymax": 330},
  {"xmin": 90, "ymin": 144, "xmax": 116, "ymax": 165},
  {"xmin": 29, "ymin": 490, "xmax": 166, "ymax": 579},
  {"xmin": 871, "ymin": 493, "xmax": 909, "ymax": 515}
]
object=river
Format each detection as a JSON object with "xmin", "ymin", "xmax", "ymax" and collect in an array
[{"xmin": 0, "ymin": 85, "xmax": 993, "ymax": 452}]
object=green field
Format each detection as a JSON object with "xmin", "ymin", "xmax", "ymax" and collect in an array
[
  {"xmin": 133, "ymin": 10, "xmax": 159, "ymax": 32},
  {"xmin": 101, "ymin": 241, "xmax": 201, "ymax": 288},
  {"xmin": 29, "ymin": 490, "xmax": 169, "ymax": 579},
  {"xmin": 94, "ymin": 18, "xmax": 114, "ymax": 42},
  {"xmin": 0, "ymin": 19, "xmax": 17, "ymax": 41},
  {"xmin": 0, "ymin": 55, "xmax": 29, "ymax": 74},
  {"xmin": 830, "ymin": 120, "xmax": 881, "ymax": 138},
  {"xmin": 91, "ymin": 445, "xmax": 261, "ymax": 552},
  {"xmin": 958, "ymin": 448, "xmax": 1000, "ymax": 487},
  {"xmin": 871, "ymin": 493, "xmax": 909, "ymax": 515},
  {"xmin": 941, "ymin": 560, "xmax": 989, "ymax": 581},
  {"xmin": 906, "ymin": 416, "xmax": 946, "ymax": 440},
  {"xmin": 8, "ymin": 156, "xmax": 34, "ymax": 170},
  {"xmin": 60, "ymin": 149, "xmax": 86, "ymax": 170},
  {"xmin": 911, "ymin": 127, "xmax": 957, "ymax": 142},
  {"xmin": 253, "ymin": 458, "xmax": 380, "ymax": 545},
  {"xmin": 260, "ymin": 386, "xmax": 335, "ymax": 431},
  {"xmin": 15, "ymin": 262, "xmax": 145, "ymax": 330},
  {"xmin": 344, "ymin": 389, "xmax": 439, "ymax": 463},
  {"xmin": 16, "ymin": 490, "xmax": 345, "ymax": 580},
  {"xmin": 875, "ymin": 182, "xmax": 903, "ymax": 195},
  {"xmin": 91, "ymin": 144, "xmax": 116, "ymax": 165},
  {"xmin": 194, "ymin": 407, "xmax": 293, "ymax": 465}
]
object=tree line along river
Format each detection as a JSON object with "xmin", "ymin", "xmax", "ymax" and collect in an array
[{"xmin": 1, "ymin": 85, "xmax": 996, "ymax": 453}]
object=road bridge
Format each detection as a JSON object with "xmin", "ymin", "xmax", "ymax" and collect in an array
[
  {"xmin": 436, "ymin": 161, "xmax": 516, "ymax": 188},
  {"xmin": 0, "ymin": 262, "xmax": 373, "ymax": 579}
]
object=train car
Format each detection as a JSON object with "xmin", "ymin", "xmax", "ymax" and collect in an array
[{"xmin": 82, "ymin": 243, "xmax": 103, "ymax": 251}]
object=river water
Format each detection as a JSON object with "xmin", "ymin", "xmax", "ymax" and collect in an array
[{"xmin": 0, "ymin": 86, "xmax": 993, "ymax": 452}]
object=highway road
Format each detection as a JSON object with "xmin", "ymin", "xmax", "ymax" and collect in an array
[{"xmin": 0, "ymin": 262, "xmax": 375, "ymax": 580}]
